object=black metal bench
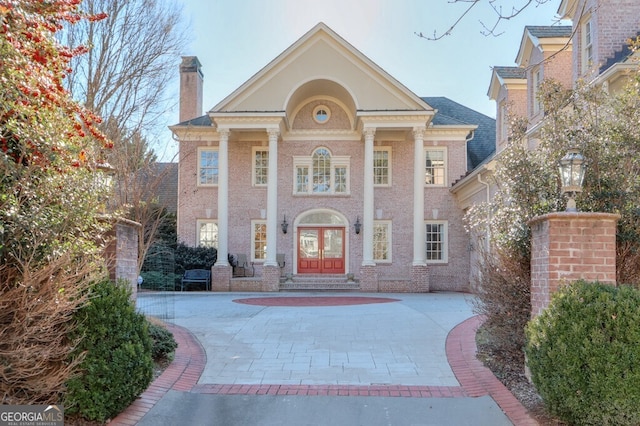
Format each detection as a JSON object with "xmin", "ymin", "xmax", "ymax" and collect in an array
[{"xmin": 181, "ymin": 269, "xmax": 211, "ymax": 291}]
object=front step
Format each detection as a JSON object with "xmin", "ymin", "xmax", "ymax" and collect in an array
[{"xmin": 279, "ymin": 274, "xmax": 360, "ymax": 291}]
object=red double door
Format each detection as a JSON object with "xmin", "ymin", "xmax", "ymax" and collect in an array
[{"xmin": 297, "ymin": 227, "xmax": 345, "ymax": 274}]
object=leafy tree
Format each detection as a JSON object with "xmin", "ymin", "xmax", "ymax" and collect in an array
[
  {"xmin": 468, "ymin": 42, "xmax": 640, "ymax": 362},
  {"xmin": 0, "ymin": 0, "xmax": 111, "ymax": 404}
]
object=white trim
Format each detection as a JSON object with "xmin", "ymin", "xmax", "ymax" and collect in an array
[
  {"xmin": 425, "ymin": 220, "xmax": 448, "ymax": 264},
  {"xmin": 196, "ymin": 219, "xmax": 218, "ymax": 248},
  {"xmin": 424, "ymin": 146, "xmax": 448, "ymax": 187},
  {"xmin": 292, "ymin": 147, "xmax": 351, "ymax": 195},
  {"xmin": 252, "ymin": 146, "xmax": 269, "ymax": 187},
  {"xmin": 373, "ymin": 220, "xmax": 392, "ymax": 263},
  {"xmin": 251, "ymin": 220, "xmax": 267, "ymax": 262},
  {"xmin": 312, "ymin": 104, "xmax": 332, "ymax": 124},
  {"xmin": 197, "ymin": 146, "xmax": 219, "ymax": 187},
  {"xmin": 373, "ymin": 146, "xmax": 392, "ymax": 187}
]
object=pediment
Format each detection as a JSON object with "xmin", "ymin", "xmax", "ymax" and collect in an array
[{"xmin": 210, "ymin": 23, "xmax": 432, "ymax": 126}]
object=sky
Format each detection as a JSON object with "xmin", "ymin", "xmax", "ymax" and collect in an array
[{"xmin": 159, "ymin": 0, "xmax": 567, "ymax": 159}]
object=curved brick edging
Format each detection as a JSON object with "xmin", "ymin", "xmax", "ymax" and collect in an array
[
  {"xmin": 446, "ymin": 315, "xmax": 538, "ymax": 426},
  {"xmin": 109, "ymin": 323, "xmax": 206, "ymax": 426},
  {"xmin": 111, "ymin": 314, "xmax": 537, "ymax": 426}
]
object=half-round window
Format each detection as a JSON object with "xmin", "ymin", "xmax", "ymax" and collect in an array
[{"xmin": 313, "ymin": 105, "xmax": 331, "ymax": 124}]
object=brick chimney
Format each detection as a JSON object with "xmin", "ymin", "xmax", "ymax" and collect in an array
[{"xmin": 179, "ymin": 56, "xmax": 203, "ymax": 123}]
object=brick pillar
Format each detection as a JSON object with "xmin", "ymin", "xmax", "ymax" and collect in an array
[
  {"xmin": 411, "ymin": 264, "xmax": 430, "ymax": 293},
  {"xmin": 104, "ymin": 219, "xmax": 141, "ymax": 299},
  {"xmin": 261, "ymin": 265, "xmax": 280, "ymax": 292},
  {"xmin": 529, "ymin": 212, "xmax": 619, "ymax": 317},
  {"xmin": 359, "ymin": 265, "xmax": 378, "ymax": 292},
  {"xmin": 211, "ymin": 265, "xmax": 231, "ymax": 291}
]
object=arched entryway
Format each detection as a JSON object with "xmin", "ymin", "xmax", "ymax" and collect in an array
[{"xmin": 294, "ymin": 210, "xmax": 348, "ymax": 274}]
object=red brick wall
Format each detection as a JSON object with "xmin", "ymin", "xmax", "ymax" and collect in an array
[
  {"xmin": 529, "ymin": 212, "xmax": 619, "ymax": 317},
  {"xmin": 177, "ymin": 127, "xmax": 472, "ymax": 292}
]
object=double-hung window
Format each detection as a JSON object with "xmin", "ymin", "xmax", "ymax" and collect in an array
[
  {"xmin": 582, "ymin": 18, "xmax": 593, "ymax": 73},
  {"xmin": 198, "ymin": 148, "xmax": 219, "ymax": 186},
  {"xmin": 252, "ymin": 221, "xmax": 267, "ymax": 261},
  {"xmin": 294, "ymin": 148, "xmax": 350, "ymax": 195},
  {"xmin": 197, "ymin": 220, "xmax": 218, "ymax": 248},
  {"xmin": 425, "ymin": 221, "xmax": 448, "ymax": 263},
  {"xmin": 373, "ymin": 147, "xmax": 391, "ymax": 186},
  {"xmin": 373, "ymin": 221, "xmax": 392, "ymax": 262},
  {"xmin": 532, "ymin": 67, "xmax": 542, "ymax": 114},
  {"xmin": 253, "ymin": 147, "xmax": 269, "ymax": 186},
  {"xmin": 425, "ymin": 148, "xmax": 446, "ymax": 186}
]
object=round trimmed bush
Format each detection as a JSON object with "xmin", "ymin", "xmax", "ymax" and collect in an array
[
  {"xmin": 64, "ymin": 278, "xmax": 153, "ymax": 422},
  {"xmin": 525, "ymin": 280, "xmax": 640, "ymax": 425}
]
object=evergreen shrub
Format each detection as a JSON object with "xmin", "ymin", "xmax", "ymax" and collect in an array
[
  {"xmin": 525, "ymin": 280, "xmax": 640, "ymax": 426},
  {"xmin": 65, "ymin": 279, "xmax": 153, "ymax": 422},
  {"xmin": 148, "ymin": 322, "xmax": 178, "ymax": 359}
]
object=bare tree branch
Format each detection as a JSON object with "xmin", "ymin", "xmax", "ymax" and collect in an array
[{"xmin": 416, "ymin": 0, "xmax": 555, "ymax": 40}]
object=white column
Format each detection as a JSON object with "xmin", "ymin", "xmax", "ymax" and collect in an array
[
  {"xmin": 362, "ymin": 128, "xmax": 375, "ymax": 266},
  {"xmin": 216, "ymin": 128, "xmax": 230, "ymax": 266},
  {"xmin": 413, "ymin": 127, "xmax": 426, "ymax": 266},
  {"xmin": 264, "ymin": 128, "xmax": 279, "ymax": 267}
]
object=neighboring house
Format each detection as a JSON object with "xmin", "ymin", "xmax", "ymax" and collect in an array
[
  {"xmin": 151, "ymin": 162, "xmax": 178, "ymax": 214},
  {"xmin": 170, "ymin": 23, "xmax": 495, "ymax": 292},
  {"xmin": 451, "ymin": 0, "xmax": 640, "ymax": 286}
]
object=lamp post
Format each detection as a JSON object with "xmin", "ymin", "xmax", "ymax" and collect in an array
[{"xmin": 558, "ymin": 148, "xmax": 586, "ymax": 212}]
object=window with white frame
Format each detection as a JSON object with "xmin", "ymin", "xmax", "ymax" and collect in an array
[
  {"xmin": 253, "ymin": 147, "xmax": 268, "ymax": 186},
  {"xmin": 252, "ymin": 221, "xmax": 267, "ymax": 261},
  {"xmin": 373, "ymin": 221, "xmax": 391, "ymax": 262},
  {"xmin": 532, "ymin": 66, "xmax": 542, "ymax": 114},
  {"xmin": 373, "ymin": 147, "xmax": 391, "ymax": 186},
  {"xmin": 424, "ymin": 148, "xmax": 446, "ymax": 186},
  {"xmin": 425, "ymin": 221, "xmax": 448, "ymax": 263},
  {"xmin": 293, "ymin": 147, "xmax": 350, "ymax": 194},
  {"xmin": 582, "ymin": 17, "xmax": 593, "ymax": 73},
  {"xmin": 198, "ymin": 148, "xmax": 219, "ymax": 186},
  {"xmin": 197, "ymin": 220, "xmax": 218, "ymax": 248}
]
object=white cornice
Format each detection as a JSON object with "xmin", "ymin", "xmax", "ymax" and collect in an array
[
  {"xmin": 424, "ymin": 125, "xmax": 477, "ymax": 141},
  {"xmin": 282, "ymin": 129, "xmax": 362, "ymax": 141}
]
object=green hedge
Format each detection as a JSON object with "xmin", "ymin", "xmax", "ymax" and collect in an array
[
  {"xmin": 148, "ymin": 322, "xmax": 178, "ymax": 359},
  {"xmin": 525, "ymin": 280, "xmax": 640, "ymax": 425},
  {"xmin": 64, "ymin": 279, "xmax": 153, "ymax": 422}
]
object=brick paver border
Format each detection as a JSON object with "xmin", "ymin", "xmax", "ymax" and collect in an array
[{"xmin": 111, "ymin": 315, "xmax": 537, "ymax": 426}]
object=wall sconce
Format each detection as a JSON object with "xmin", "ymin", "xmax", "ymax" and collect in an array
[
  {"xmin": 558, "ymin": 148, "xmax": 586, "ymax": 212},
  {"xmin": 354, "ymin": 216, "xmax": 361, "ymax": 234},
  {"xmin": 432, "ymin": 209, "xmax": 439, "ymax": 220},
  {"xmin": 260, "ymin": 209, "xmax": 266, "ymax": 219},
  {"xmin": 376, "ymin": 208, "xmax": 383, "ymax": 220},
  {"xmin": 205, "ymin": 208, "xmax": 212, "ymax": 219},
  {"xmin": 281, "ymin": 215, "xmax": 288, "ymax": 234}
]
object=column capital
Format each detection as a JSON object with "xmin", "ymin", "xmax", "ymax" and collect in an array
[
  {"xmin": 267, "ymin": 128, "xmax": 280, "ymax": 139},
  {"xmin": 217, "ymin": 128, "xmax": 230, "ymax": 138},
  {"xmin": 412, "ymin": 127, "xmax": 425, "ymax": 140},
  {"xmin": 363, "ymin": 128, "xmax": 376, "ymax": 139}
]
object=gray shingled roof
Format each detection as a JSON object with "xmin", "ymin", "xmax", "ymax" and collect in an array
[
  {"xmin": 600, "ymin": 29, "xmax": 640, "ymax": 74},
  {"xmin": 176, "ymin": 114, "xmax": 212, "ymax": 127},
  {"xmin": 494, "ymin": 66, "xmax": 526, "ymax": 79},
  {"xmin": 422, "ymin": 97, "xmax": 496, "ymax": 171},
  {"xmin": 525, "ymin": 25, "xmax": 573, "ymax": 38}
]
